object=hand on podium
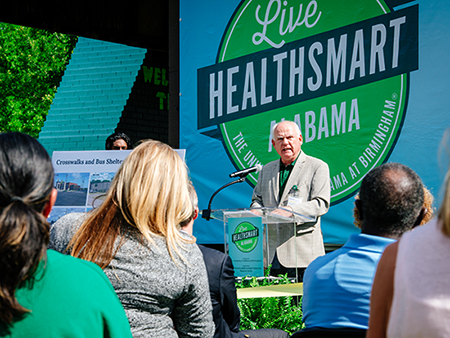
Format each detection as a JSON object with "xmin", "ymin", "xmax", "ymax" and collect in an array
[
  {"xmin": 250, "ymin": 208, "xmax": 263, "ymax": 216},
  {"xmin": 271, "ymin": 206, "xmax": 293, "ymax": 218}
]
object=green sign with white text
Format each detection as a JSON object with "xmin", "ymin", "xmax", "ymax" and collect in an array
[
  {"xmin": 197, "ymin": 1, "xmax": 418, "ymax": 204},
  {"xmin": 228, "ymin": 217, "xmax": 264, "ymax": 277}
]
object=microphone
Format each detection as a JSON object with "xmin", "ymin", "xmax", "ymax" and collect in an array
[
  {"xmin": 203, "ymin": 165, "xmax": 262, "ymax": 221},
  {"xmin": 229, "ymin": 164, "xmax": 263, "ymax": 178}
]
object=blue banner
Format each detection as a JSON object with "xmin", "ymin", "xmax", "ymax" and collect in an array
[{"xmin": 180, "ymin": 0, "xmax": 450, "ymax": 246}]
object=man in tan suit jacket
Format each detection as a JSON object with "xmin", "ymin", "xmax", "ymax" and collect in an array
[{"xmin": 251, "ymin": 121, "xmax": 330, "ymax": 277}]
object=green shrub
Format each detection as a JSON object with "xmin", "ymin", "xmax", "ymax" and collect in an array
[
  {"xmin": 236, "ymin": 272, "xmax": 304, "ymax": 335},
  {"xmin": 0, "ymin": 23, "xmax": 77, "ymax": 138}
]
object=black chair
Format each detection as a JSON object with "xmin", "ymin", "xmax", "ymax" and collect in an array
[{"xmin": 290, "ymin": 327, "xmax": 366, "ymax": 338}]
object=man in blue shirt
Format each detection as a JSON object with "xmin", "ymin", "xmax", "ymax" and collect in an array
[{"xmin": 302, "ymin": 163, "xmax": 427, "ymax": 329}]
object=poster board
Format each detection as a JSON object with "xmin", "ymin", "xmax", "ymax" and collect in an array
[{"xmin": 49, "ymin": 149, "xmax": 186, "ymax": 225}]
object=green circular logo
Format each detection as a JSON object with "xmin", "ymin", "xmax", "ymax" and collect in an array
[
  {"xmin": 197, "ymin": 0, "xmax": 418, "ymax": 205},
  {"xmin": 232, "ymin": 221, "xmax": 259, "ymax": 253}
]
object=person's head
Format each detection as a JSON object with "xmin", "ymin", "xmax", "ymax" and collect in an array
[
  {"xmin": 71, "ymin": 139, "xmax": 194, "ymax": 267},
  {"xmin": 180, "ymin": 181, "xmax": 199, "ymax": 236},
  {"xmin": 0, "ymin": 132, "xmax": 57, "ymax": 323},
  {"xmin": 353, "ymin": 186, "xmax": 435, "ymax": 229},
  {"xmin": 105, "ymin": 132, "xmax": 132, "ymax": 150},
  {"xmin": 355, "ymin": 162, "xmax": 425, "ymax": 239},
  {"xmin": 272, "ymin": 121, "xmax": 303, "ymax": 166}
]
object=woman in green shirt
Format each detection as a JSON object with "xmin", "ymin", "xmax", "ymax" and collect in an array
[{"xmin": 0, "ymin": 132, "xmax": 132, "ymax": 338}]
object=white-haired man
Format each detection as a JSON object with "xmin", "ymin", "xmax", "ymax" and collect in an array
[{"xmin": 251, "ymin": 120, "xmax": 330, "ymax": 280}]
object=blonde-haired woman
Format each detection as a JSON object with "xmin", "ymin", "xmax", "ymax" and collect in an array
[
  {"xmin": 50, "ymin": 140, "xmax": 214, "ymax": 338},
  {"xmin": 367, "ymin": 142, "xmax": 450, "ymax": 336}
]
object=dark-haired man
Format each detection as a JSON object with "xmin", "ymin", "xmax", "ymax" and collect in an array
[
  {"xmin": 302, "ymin": 162, "xmax": 426, "ymax": 330},
  {"xmin": 105, "ymin": 132, "xmax": 132, "ymax": 150}
]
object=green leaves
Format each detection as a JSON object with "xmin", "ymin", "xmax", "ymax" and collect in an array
[
  {"xmin": 236, "ymin": 273, "xmax": 305, "ymax": 335},
  {"xmin": 0, "ymin": 22, "xmax": 77, "ymax": 138}
]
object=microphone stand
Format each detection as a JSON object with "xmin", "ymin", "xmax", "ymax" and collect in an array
[{"xmin": 202, "ymin": 177, "xmax": 245, "ymax": 221}]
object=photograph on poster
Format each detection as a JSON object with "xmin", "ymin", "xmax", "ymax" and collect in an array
[
  {"xmin": 49, "ymin": 150, "xmax": 131, "ymax": 223},
  {"xmin": 54, "ymin": 172, "xmax": 89, "ymax": 206},
  {"xmin": 88, "ymin": 172, "xmax": 116, "ymax": 208}
]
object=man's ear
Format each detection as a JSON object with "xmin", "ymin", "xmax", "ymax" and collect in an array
[
  {"xmin": 42, "ymin": 188, "xmax": 57, "ymax": 218},
  {"xmin": 355, "ymin": 199, "xmax": 364, "ymax": 221},
  {"xmin": 413, "ymin": 207, "xmax": 427, "ymax": 228}
]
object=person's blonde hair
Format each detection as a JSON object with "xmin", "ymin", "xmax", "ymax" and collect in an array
[
  {"xmin": 439, "ymin": 170, "xmax": 450, "ymax": 236},
  {"xmin": 438, "ymin": 128, "xmax": 450, "ymax": 236},
  {"xmin": 180, "ymin": 181, "xmax": 198, "ymax": 228},
  {"xmin": 421, "ymin": 187, "xmax": 435, "ymax": 225},
  {"xmin": 69, "ymin": 139, "xmax": 195, "ymax": 268}
]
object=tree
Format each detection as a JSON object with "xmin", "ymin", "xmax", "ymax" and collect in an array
[{"xmin": 0, "ymin": 23, "xmax": 77, "ymax": 138}]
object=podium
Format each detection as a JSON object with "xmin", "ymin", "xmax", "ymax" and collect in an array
[{"xmin": 206, "ymin": 207, "xmax": 316, "ymax": 281}]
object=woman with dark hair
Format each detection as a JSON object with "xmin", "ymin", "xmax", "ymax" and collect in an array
[{"xmin": 0, "ymin": 132, "xmax": 131, "ymax": 337}]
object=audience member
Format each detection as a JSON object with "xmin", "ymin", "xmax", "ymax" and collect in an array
[
  {"xmin": 367, "ymin": 152, "xmax": 450, "ymax": 336},
  {"xmin": 50, "ymin": 140, "xmax": 214, "ymax": 338},
  {"xmin": 302, "ymin": 163, "xmax": 425, "ymax": 331},
  {"xmin": 105, "ymin": 132, "xmax": 132, "ymax": 150},
  {"xmin": 181, "ymin": 182, "xmax": 288, "ymax": 338},
  {"xmin": 353, "ymin": 186, "xmax": 435, "ymax": 229},
  {"xmin": 0, "ymin": 132, "xmax": 131, "ymax": 337}
]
